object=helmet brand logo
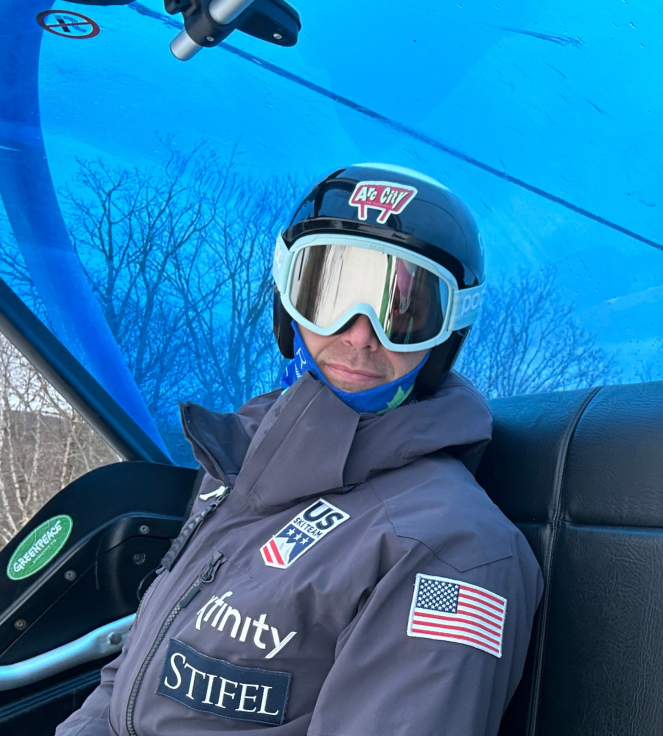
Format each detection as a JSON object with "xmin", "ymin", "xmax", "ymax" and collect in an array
[{"xmin": 349, "ymin": 181, "xmax": 418, "ymax": 224}]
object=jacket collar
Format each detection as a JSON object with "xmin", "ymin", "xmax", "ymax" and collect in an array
[{"xmin": 181, "ymin": 371, "xmax": 492, "ymax": 509}]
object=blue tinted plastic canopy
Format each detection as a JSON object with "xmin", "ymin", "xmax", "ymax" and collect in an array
[{"xmin": 0, "ymin": 0, "xmax": 661, "ymax": 460}]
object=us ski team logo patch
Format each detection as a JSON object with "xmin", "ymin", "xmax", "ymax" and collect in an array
[
  {"xmin": 407, "ymin": 573, "xmax": 507, "ymax": 658},
  {"xmin": 260, "ymin": 499, "xmax": 349, "ymax": 569},
  {"xmin": 349, "ymin": 181, "xmax": 418, "ymax": 224}
]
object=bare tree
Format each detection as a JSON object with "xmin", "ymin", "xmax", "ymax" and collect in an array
[
  {"xmin": 0, "ymin": 212, "xmax": 49, "ymax": 325},
  {"xmin": 169, "ymin": 176, "xmax": 294, "ymax": 411},
  {"xmin": 456, "ymin": 265, "xmax": 621, "ymax": 398},
  {"xmin": 60, "ymin": 148, "xmax": 297, "ymax": 461},
  {"xmin": 0, "ymin": 150, "xmax": 296, "ymax": 464},
  {"xmin": 0, "ymin": 334, "xmax": 119, "ymax": 549},
  {"xmin": 64, "ymin": 148, "xmax": 230, "ymax": 419}
]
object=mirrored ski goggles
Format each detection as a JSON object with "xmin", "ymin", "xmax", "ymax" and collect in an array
[{"xmin": 273, "ymin": 233, "xmax": 484, "ymax": 352}]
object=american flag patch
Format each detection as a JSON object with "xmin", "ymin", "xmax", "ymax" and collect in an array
[{"xmin": 407, "ymin": 573, "xmax": 507, "ymax": 658}]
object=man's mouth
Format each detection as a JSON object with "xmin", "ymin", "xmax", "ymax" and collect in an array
[{"xmin": 323, "ymin": 362, "xmax": 385, "ymax": 384}]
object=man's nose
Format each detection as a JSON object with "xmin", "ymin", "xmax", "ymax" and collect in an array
[{"xmin": 341, "ymin": 314, "xmax": 380, "ymax": 351}]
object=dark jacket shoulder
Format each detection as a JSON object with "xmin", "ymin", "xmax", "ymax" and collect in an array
[{"xmin": 372, "ymin": 454, "xmax": 517, "ymax": 572}]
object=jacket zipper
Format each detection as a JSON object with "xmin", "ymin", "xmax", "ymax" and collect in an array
[
  {"xmin": 157, "ymin": 487, "xmax": 229, "ymax": 573},
  {"xmin": 126, "ymin": 551, "xmax": 226, "ymax": 736}
]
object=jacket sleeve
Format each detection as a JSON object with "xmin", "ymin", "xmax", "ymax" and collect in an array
[
  {"xmin": 308, "ymin": 535, "xmax": 542, "ymax": 736},
  {"xmin": 55, "ymin": 622, "xmax": 136, "ymax": 736}
]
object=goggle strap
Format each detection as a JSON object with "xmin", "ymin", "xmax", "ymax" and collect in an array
[
  {"xmin": 448, "ymin": 284, "xmax": 485, "ymax": 331},
  {"xmin": 273, "ymin": 233, "xmax": 290, "ymax": 292}
]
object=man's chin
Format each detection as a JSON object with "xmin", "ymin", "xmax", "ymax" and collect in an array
[{"xmin": 328, "ymin": 380, "xmax": 382, "ymax": 393}]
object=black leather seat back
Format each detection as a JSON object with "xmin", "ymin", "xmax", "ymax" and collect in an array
[{"xmin": 477, "ymin": 381, "xmax": 663, "ymax": 736}]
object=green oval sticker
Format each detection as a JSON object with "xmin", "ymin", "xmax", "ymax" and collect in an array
[{"xmin": 7, "ymin": 515, "xmax": 73, "ymax": 581}]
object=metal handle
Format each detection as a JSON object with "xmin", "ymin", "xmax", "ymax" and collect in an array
[
  {"xmin": 0, "ymin": 614, "xmax": 135, "ymax": 691},
  {"xmin": 208, "ymin": 0, "xmax": 256, "ymax": 24},
  {"xmin": 170, "ymin": 0, "xmax": 255, "ymax": 60}
]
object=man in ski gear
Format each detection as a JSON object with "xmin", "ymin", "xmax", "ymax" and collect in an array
[{"xmin": 56, "ymin": 164, "xmax": 543, "ymax": 736}]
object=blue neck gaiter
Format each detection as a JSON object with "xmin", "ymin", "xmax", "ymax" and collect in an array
[{"xmin": 280, "ymin": 323, "xmax": 429, "ymax": 415}]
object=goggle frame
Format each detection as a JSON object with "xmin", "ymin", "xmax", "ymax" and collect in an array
[{"xmin": 273, "ymin": 232, "xmax": 484, "ymax": 353}]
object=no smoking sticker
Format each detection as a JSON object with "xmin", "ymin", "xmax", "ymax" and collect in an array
[{"xmin": 36, "ymin": 10, "xmax": 100, "ymax": 39}]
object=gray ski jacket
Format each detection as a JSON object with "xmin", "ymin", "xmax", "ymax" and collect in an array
[{"xmin": 56, "ymin": 371, "xmax": 543, "ymax": 736}]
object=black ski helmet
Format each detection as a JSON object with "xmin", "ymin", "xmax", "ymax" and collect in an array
[{"xmin": 273, "ymin": 163, "xmax": 485, "ymax": 396}]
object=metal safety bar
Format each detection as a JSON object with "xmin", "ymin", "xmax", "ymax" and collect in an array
[{"xmin": 0, "ymin": 614, "xmax": 135, "ymax": 691}]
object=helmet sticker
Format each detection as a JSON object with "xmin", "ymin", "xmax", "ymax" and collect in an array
[{"xmin": 349, "ymin": 181, "xmax": 418, "ymax": 224}]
